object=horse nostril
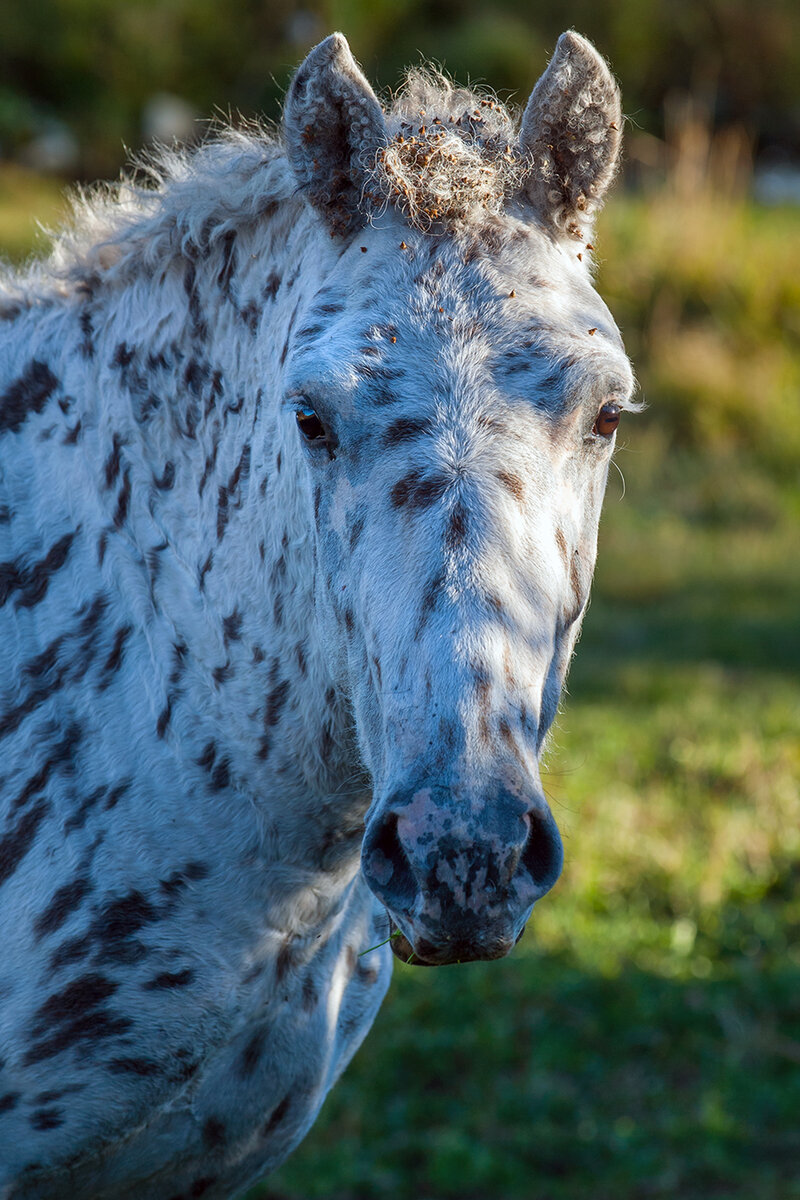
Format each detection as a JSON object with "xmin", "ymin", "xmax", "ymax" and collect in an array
[
  {"xmin": 362, "ymin": 812, "xmax": 418, "ymax": 913},
  {"xmin": 521, "ymin": 810, "xmax": 563, "ymax": 892}
]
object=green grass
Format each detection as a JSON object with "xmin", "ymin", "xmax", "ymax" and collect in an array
[{"xmin": 2, "ymin": 177, "xmax": 797, "ymax": 1199}]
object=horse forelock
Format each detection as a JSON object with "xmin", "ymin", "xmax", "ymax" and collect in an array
[{"xmin": 369, "ymin": 69, "xmax": 524, "ymax": 230}]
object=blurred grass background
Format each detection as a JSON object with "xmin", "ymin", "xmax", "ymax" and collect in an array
[{"xmin": 1, "ymin": 2, "xmax": 798, "ymax": 1197}]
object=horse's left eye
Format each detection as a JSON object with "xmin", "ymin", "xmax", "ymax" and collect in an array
[
  {"xmin": 295, "ymin": 407, "xmax": 327, "ymax": 443},
  {"xmin": 593, "ymin": 403, "xmax": 621, "ymax": 437}
]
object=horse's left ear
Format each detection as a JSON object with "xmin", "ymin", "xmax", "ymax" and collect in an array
[
  {"xmin": 518, "ymin": 31, "xmax": 622, "ymax": 243},
  {"xmin": 283, "ymin": 33, "xmax": 387, "ymax": 235}
]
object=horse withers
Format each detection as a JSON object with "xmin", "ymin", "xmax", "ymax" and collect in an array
[{"xmin": 0, "ymin": 31, "xmax": 636, "ymax": 1199}]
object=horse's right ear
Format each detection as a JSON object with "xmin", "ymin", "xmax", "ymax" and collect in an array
[
  {"xmin": 518, "ymin": 32, "xmax": 622, "ymax": 244},
  {"xmin": 283, "ymin": 33, "xmax": 387, "ymax": 235}
]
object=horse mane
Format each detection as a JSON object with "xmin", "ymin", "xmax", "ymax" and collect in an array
[{"xmin": 0, "ymin": 70, "xmax": 523, "ymax": 313}]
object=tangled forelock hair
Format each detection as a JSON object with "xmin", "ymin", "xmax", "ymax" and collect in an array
[{"xmin": 365, "ymin": 69, "xmax": 526, "ymax": 229}]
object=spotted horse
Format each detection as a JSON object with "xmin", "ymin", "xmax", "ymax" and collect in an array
[{"xmin": 0, "ymin": 29, "xmax": 637, "ymax": 1200}]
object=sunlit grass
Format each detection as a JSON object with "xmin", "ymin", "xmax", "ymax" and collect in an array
[{"xmin": 0, "ymin": 164, "xmax": 68, "ymax": 265}]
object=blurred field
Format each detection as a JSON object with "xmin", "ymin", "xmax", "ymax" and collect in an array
[{"xmin": 2, "ymin": 170, "xmax": 798, "ymax": 1199}]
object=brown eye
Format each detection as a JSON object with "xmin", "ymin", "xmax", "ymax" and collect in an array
[
  {"xmin": 593, "ymin": 403, "xmax": 621, "ymax": 437},
  {"xmin": 295, "ymin": 406, "xmax": 327, "ymax": 443}
]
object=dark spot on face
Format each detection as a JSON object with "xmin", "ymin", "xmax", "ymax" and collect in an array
[
  {"xmin": 0, "ymin": 1092, "xmax": 20, "ymax": 1113},
  {"xmin": 239, "ymin": 1028, "xmax": 265, "ymax": 1078},
  {"xmin": 446, "ymin": 500, "xmax": 467, "ymax": 550},
  {"xmin": 391, "ymin": 470, "xmax": 449, "ymax": 510},
  {"xmin": 383, "ymin": 417, "xmax": 433, "ymax": 447},
  {"xmin": 497, "ymin": 470, "xmax": 525, "ymax": 503},
  {"xmin": 212, "ymin": 662, "xmax": 233, "ymax": 685},
  {"xmin": 143, "ymin": 968, "xmax": 194, "ymax": 990}
]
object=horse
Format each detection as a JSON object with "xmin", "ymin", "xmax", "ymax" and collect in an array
[{"xmin": 0, "ymin": 30, "xmax": 635, "ymax": 1199}]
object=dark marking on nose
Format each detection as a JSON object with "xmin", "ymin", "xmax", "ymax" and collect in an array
[{"xmin": 555, "ymin": 528, "xmax": 568, "ymax": 567}]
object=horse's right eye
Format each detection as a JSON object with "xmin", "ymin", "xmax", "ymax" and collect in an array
[{"xmin": 295, "ymin": 407, "xmax": 327, "ymax": 443}]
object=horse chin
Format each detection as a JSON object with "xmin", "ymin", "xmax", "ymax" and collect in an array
[
  {"xmin": 389, "ymin": 927, "xmax": 436, "ymax": 967},
  {"xmin": 388, "ymin": 923, "xmax": 521, "ymax": 967}
]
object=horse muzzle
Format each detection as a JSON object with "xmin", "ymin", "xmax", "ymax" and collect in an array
[{"xmin": 361, "ymin": 780, "xmax": 564, "ymax": 966}]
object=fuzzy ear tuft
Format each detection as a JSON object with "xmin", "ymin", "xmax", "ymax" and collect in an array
[
  {"xmin": 519, "ymin": 31, "xmax": 622, "ymax": 242},
  {"xmin": 283, "ymin": 33, "xmax": 387, "ymax": 235}
]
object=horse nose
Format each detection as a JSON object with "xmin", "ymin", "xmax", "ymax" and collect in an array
[{"xmin": 361, "ymin": 787, "xmax": 563, "ymax": 963}]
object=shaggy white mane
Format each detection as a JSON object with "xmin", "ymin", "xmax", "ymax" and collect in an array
[{"xmin": 0, "ymin": 71, "xmax": 524, "ymax": 313}]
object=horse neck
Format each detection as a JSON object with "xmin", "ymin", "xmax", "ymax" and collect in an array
[{"xmin": 64, "ymin": 196, "xmax": 364, "ymax": 822}]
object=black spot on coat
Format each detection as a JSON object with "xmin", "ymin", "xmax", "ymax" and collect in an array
[{"xmin": 0, "ymin": 361, "xmax": 58, "ymax": 434}]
